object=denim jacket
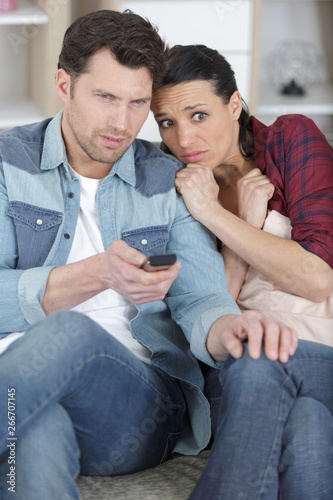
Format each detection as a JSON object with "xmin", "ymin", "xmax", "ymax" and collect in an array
[{"xmin": 0, "ymin": 111, "xmax": 240, "ymax": 454}]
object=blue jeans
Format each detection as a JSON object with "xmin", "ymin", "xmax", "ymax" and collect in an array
[
  {"xmin": 0, "ymin": 311, "xmax": 186, "ymax": 500},
  {"xmin": 193, "ymin": 340, "xmax": 333, "ymax": 500}
]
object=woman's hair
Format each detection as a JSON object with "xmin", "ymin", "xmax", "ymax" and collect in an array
[
  {"xmin": 58, "ymin": 10, "xmax": 166, "ymax": 90},
  {"xmin": 157, "ymin": 44, "xmax": 254, "ymax": 160}
]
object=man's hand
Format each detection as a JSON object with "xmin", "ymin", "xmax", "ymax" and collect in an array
[
  {"xmin": 42, "ymin": 240, "xmax": 181, "ymax": 315},
  {"xmin": 99, "ymin": 240, "xmax": 181, "ymax": 304},
  {"xmin": 207, "ymin": 311, "xmax": 298, "ymax": 363},
  {"xmin": 237, "ymin": 168, "xmax": 275, "ymax": 228}
]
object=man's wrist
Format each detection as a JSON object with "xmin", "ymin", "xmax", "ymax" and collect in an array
[{"xmin": 206, "ymin": 314, "xmax": 238, "ymax": 362}]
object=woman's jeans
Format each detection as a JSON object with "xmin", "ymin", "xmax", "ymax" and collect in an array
[
  {"xmin": 192, "ymin": 340, "xmax": 333, "ymax": 500},
  {"xmin": 0, "ymin": 311, "xmax": 186, "ymax": 500}
]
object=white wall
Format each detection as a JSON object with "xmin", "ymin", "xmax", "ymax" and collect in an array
[{"xmin": 120, "ymin": 0, "xmax": 254, "ymax": 142}]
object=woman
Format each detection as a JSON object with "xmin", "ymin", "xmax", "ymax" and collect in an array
[{"xmin": 151, "ymin": 44, "xmax": 333, "ymax": 499}]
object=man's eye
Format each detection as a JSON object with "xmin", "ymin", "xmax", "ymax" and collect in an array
[
  {"xmin": 98, "ymin": 94, "xmax": 112, "ymax": 100},
  {"xmin": 132, "ymin": 99, "xmax": 147, "ymax": 107},
  {"xmin": 159, "ymin": 119, "xmax": 173, "ymax": 129},
  {"xmin": 192, "ymin": 112, "xmax": 207, "ymax": 122}
]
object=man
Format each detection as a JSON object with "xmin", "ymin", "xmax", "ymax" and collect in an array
[{"xmin": 0, "ymin": 10, "xmax": 296, "ymax": 499}]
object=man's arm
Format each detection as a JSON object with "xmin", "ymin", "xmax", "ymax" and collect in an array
[{"xmin": 42, "ymin": 239, "xmax": 181, "ymax": 315}]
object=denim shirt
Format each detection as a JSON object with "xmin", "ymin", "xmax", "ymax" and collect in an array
[{"xmin": 0, "ymin": 111, "xmax": 240, "ymax": 454}]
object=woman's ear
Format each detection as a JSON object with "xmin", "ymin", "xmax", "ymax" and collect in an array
[
  {"xmin": 230, "ymin": 91, "xmax": 243, "ymax": 121},
  {"xmin": 56, "ymin": 69, "xmax": 71, "ymax": 102}
]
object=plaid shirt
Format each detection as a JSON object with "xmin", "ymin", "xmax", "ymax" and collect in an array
[{"xmin": 253, "ymin": 115, "xmax": 333, "ymax": 268}]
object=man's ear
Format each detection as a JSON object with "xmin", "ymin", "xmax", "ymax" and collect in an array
[
  {"xmin": 229, "ymin": 91, "xmax": 243, "ymax": 121},
  {"xmin": 56, "ymin": 68, "xmax": 71, "ymax": 102}
]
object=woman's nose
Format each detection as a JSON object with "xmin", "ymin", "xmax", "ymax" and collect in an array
[{"xmin": 177, "ymin": 125, "xmax": 195, "ymax": 148}]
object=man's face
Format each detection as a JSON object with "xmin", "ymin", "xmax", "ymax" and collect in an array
[{"xmin": 58, "ymin": 47, "xmax": 153, "ymax": 178}]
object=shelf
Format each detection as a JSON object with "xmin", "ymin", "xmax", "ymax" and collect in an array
[
  {"xmin": 257, "ymin": 81, "xmax": 333, "ymax": 115},
  {"xmin": 0, "ymin": 0, "xmax": 48, "ymax": 25},
  {"xmin": 264, "ymin": 0, "xmax": 331, "ymax": 3},
  {"xmin": 0, "ymin": 98, "xmax": 44, "ymax": 129}
]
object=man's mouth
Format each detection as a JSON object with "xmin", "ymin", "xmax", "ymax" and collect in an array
[{"xmin": 100, "ymin": 135, "xmax": 126, "ymax": 149}]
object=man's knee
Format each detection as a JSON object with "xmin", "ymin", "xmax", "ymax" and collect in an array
[
  {"xmin": 17, "ymin": 311, "xmax": 110, "ymax": 383},
  {"xmin": 221, "ymin": 342, "xmax": 286, "ymax": 390}
]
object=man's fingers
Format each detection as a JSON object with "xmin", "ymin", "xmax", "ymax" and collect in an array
[
  {"xmin": 220, "ymin": 329, "xmax": 244, "ymax": 359},
  {"xmin": 261, "ymin": 316, "xmax": 298, "ymax": 363},
  {"xmin": 208, "ymin": 312, "xmax": 299, "ymax": 363},
  {"xmin": 277, "ymin": 325, "xmax": 298, "ymax": 363},
  {"xmin": 290, "ymin": 329, "xmax": 298, "ymax": 355},
  {"xmin": 221, "ymin": 313, "xmax": 263, "ymax": 359},
  {"xmin": 139, "ymin": 262, "xmax": 181, "ymax": 286},
  {"xmin": 242, "ymin": 313, "xmax": 264, "ymax": 360},
  {"xmin": 231, "ymin": 312, "xmax": 298, "ymax": 363},
  {"xmin": 109, "ymin": 240, "xmax": 146, "ymax": 267}
]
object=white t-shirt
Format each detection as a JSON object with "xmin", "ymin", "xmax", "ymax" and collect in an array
[
  {"xmin": 0, "ymin": 170, "xmax": 152, "ymax": 362},
  {"xmin": 66, "ymin": 169, "xmax": 151, "ymax": 363}
]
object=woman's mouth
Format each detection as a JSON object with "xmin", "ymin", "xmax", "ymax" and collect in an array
[{"xmin": 180, "ymin": 151, "xmax": 206, "ymax": 163}]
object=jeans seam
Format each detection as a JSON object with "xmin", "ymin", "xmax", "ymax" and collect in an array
[{"xmin": 258, "ymin": 374, "xmax": 297, "ymax": 499}]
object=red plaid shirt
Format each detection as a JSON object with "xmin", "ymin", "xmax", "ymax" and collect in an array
[{"xmin": 253, "ymin": 115, "xmax": 333, "ymax": 268}]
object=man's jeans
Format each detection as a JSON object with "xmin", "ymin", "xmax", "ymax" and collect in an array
[
  {"xmin": 0, "ymin": 311, "xmax": 186, "ymax": 500},
  {"xmin": 192, "ymin": 340, "xmax": 333, "ymax": 500}
]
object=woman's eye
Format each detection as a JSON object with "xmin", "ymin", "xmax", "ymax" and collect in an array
[
  {"xmin": 159, "ymin": 119, "xmax": 173, "ymax": 129},
  {"xmin": 193, "ymin": 112, "xmax": 207, "ymax": 122}
]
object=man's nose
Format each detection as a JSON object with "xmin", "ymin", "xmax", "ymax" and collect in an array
[{"xmin": 108, "ymin": 105, "xmax": 129, "ymax": 132}]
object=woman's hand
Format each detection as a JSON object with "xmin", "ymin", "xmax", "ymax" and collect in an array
[
  {"xmin": 237, "ymin": 168, "xmax": 275, "ymax": 228},
  {"xmin": 175, "ymin": 165, "xmax": 220, "ymax": 222}
]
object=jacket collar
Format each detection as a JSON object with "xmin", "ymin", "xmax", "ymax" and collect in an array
[
  {"xmin": 40, "ymin": 110, "xmax": 136, "ymax": 186},
  {"xmin": 40, "ymin": 111, "xmax": 67, "ymax": 172}
]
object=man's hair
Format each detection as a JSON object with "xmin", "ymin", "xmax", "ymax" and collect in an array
[{"xmin": 58, "ymin": 9, "xmax": 166, "ymax": 89}]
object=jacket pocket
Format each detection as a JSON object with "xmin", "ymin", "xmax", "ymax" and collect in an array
[
  {"xmin": 7, "ymin": 201, "xmax": 63, "ymax": 269},
  {"xmin": 122, "ymin": 225, "xmax": 169, "ymax": 256}
]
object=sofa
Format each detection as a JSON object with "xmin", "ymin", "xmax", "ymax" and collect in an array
[{"xmin": 76, "ymin": 450, "xmax": 210, "ymax": 499}]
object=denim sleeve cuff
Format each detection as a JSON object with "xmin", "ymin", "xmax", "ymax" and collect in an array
[
  {"xmin": 191, "ymin": 306, "xmax": 241, "ymax": 367},
  {"xmin": 18, "ymin": 266, "xmax": 57, "ymax": 325}
]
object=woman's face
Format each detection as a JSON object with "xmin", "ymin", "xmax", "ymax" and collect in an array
[{"xmin": 151, "ymin": 80, "xmax": 243, "ymax": 170}]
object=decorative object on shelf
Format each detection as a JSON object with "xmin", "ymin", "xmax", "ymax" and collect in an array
[
  {"xmin": 0, "ymin": 0, "xmax": 17, "ymax": 12},
  {"xmin": 268, "ymin": 40, "xmax": 324, "ymax": 96}
]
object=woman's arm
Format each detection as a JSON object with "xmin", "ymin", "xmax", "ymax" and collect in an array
[
  {"xmin": 204, "ymin": 203, "xmax": 333, "ymax": 302},
  {"xmin": 221, "ymin": 168, "xmax": 274, "ymax": 300},
  {"xmin": 221, "ymin": 245, "xmax": 249, "ymax": 300},
  {"xmin": 175, "ymin": 165, "xmax": 333, "ymax": 302}
]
